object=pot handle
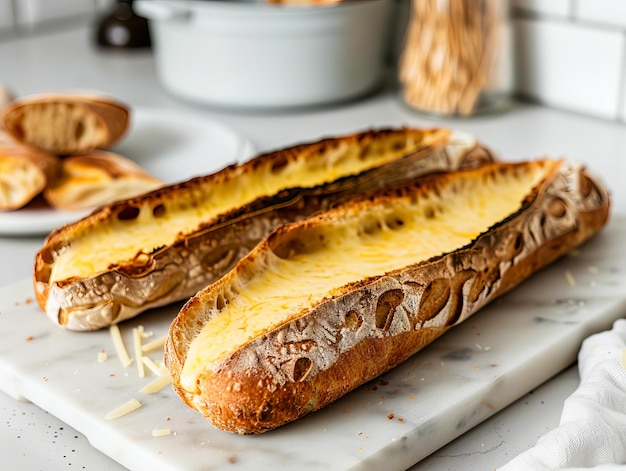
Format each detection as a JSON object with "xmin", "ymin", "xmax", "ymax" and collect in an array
[{"xmin": 134, "ymin": 1, "xmax": 191, "ymax": 21}]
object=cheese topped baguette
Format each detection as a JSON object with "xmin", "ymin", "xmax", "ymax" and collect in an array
[
  {"xmin": 43, "ymin": 150, "xmax": 163, "ymax": 210},
  {"xmin": 166, "ymin": 158, "xmax": 609, "ymax": 434},
  {"xmin": 2, "ymin": 93, "xmax": 130, "ymax": 155},
  {"xmin": 34, "ymin": 127, "xmax": 495, "ymax": 331}
]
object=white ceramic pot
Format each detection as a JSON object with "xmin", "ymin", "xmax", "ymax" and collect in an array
[{"xmin": 135, "ymin": 0, "xmax": 393, "ymax": 109}]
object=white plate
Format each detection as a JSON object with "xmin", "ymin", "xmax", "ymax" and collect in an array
[{"xmin": 0, "ymin": 108, "xmax": 255, "ymax": 236}]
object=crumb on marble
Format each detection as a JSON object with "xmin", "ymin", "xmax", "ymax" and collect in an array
[
  {"xmin": 15, "ymin": 298, "xmax": 35, "ymax": 306},
  {"xmin": 26, "ymin": 336, "xmax": 34, "ymax": 341},
  {"xmin": 480, "ymin": 400, "xmax": 497, "ymax": 410},
  {"xmin": 387, "ymin": 413, "xmax": 395, "ymax": 420}
]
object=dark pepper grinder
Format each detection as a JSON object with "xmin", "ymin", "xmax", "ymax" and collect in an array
[{"xmin": 95, "ymin": 0, "xmax": 151, "ymax": 49}]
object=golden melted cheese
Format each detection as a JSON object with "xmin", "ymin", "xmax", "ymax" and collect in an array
[
  {"xmin": 48, "ymin": 134, "xmax": 429, "ymax": 283},
  {"xmin": 180, "ymin": 164, "xmax": 547, "ymax": 393}
]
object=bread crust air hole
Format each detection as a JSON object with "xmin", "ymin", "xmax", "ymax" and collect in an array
[
  {"xmin": 495, "ymin": 230, "xmax": 524, "ymax": 262},
  {"xmin": 270, "ymin": 227, "xmax": 327, "ymax": 260},
  {"xmin": 117, "ymin": 205, "xmax": 140, "ymax": 221},
  {"xmin": 384, "ymin": 214, "xmax": 405, "ymax": 230},
  {"xmin": 292, "ymin": 357, "xmax": 313, "ymax": 382},
  {"xmin": 201, "ymin": 246, "xmax": 238, "ymax": 273},
  {"xmin": 391, "ymin": 139, "xmax": 406, "ymax": 151},
  {"xmin": 74, "ymin": 121, "xmax": 85, "ymax": 140},
  {"xmin": 12, "ymin": 123, "xmax": 24, "ymax": 140},
  {"xmin": 39, "ymin": 246, "xmax": 56, "ymax": 265},
  {"xmin": 580, "ymin": 172, "xmax": 596, "ymax": 199},
  {"xmin": 419, "ymin": 278, "xmax": 450, "ymax": 323},
  {"xmin": 270, "ymin": 154, "xmax": 289, "ymax": 173},
  {"xmin": 360, "ymin": 216, "xmax": 383, "ymax": 236},
  {"xmin": 216, "ymin": 293, "xmax": 229, "ymax": 311},
  {"xmin": 358, "ymin": 144, "xmax": 371, "ymax": 160},
  {"xmin": 446, "ymin": 270, "xmax": 473, "ymax": 326},
  {"xmin": 375, "ymin": 289, "xmax": 404, "ymax": 331},
  {"xmin": 152, "ymin": 203, "xmax": 166, "ymax": 218},
  {"xmin": 548, "ymin": 197, "xmax": 567, "ymax": 218},
  {"xmin": 344, "ymin": 310, "xmax": 363, "ymax": 331}
]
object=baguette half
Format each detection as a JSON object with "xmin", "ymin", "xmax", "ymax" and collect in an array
[
  {"xmin": 2, "ymin": 93, "xmax": 130, "ymax": 155},
  {"xmin": 34, "ymin": 127, "xmax": 495, "ymax": 331},
  {"xmin": 43, "ymin": 150, "xmax": 163, "ymax": 211},
  {"xmin": 166, "ymin": 158, "xmax": 610, "ymax": 434},
  {"xmin": 0, "ymin": 137, "xmax": 60, "ymax": 211}
]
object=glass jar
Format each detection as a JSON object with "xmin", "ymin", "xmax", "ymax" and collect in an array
[
  {"xmin": 95, "ymin": 0, "xmax": 151, "ymax": 49},
  {"xmin": 398, "ymin": 0, "xmax": 513, "ymax": 117}
]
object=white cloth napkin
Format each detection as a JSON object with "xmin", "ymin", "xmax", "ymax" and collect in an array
[{"xmin": 499, "ymin": 319, "xmax": 626, "ymax": 471}]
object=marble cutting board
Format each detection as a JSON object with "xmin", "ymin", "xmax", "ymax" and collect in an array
[{"xmin": 0, "ymin": 216, "xmax": 625, "ymax": 471}]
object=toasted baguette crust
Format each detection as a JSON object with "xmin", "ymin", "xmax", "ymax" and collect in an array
[
  {"xmin": 34, "ymin": 128, "xmax": 495, "ymax": 331},
  {"xmin": 43, "ymin": 150, "xmax": 163, "ymax": 210},
  {"xmin": 165, "ymin": 159, "xmax": 610, "ymax": 434},
  {"xmin": 1, "ymin": 93, "xmax": 130, "ymax": 155}
]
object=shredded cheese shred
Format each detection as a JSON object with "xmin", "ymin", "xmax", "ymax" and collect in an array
[
  {"xmin": 104, "ymin": 398, "xmax": 142, "ymax": 420},
  {"xmin": 109, "ymin": 324, "xmax": 132, "ymax": 368},
  {"xmin": 133, "ymin": 325, "xmax": 145, "ymax": 378},
  {"xmin": 140, "ymin": 371, "xmax": 172, "ymax": 394}
]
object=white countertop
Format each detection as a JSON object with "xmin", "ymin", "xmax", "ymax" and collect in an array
[{"xmin": 0, "ymin": 24, "xmax": 625, "ymax": 471}]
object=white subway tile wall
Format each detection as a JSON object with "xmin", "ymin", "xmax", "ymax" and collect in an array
[
  {"xmin": 514, "ymin": 19, "xmax": 625, "ymax": 120},
  {"xmin": 576, "ymin": 0, "xmax": 626, "ymax": 30},
  {"xmin": 2, "ymin": 0, "xmax": 626, "ymax": 123},
  {"xmin": 513, "ymin": 0, "xmax": 626, "ymax": 121},
  {"xmin": 513, "ymin": 0, "xmax": 572, "ymax": 19}
]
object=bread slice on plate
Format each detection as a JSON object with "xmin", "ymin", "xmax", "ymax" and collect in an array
[
  {"xmin": 33, "ymin": 127, "xmax": 495, "ymax": 331},
  {"xmin": 2, "ymin": 93, "xmax": 130, "ymax": 155},
  {"xmin": 43, "ymin": 150, "xmax": 163, "ymax": 211},
  {"xmin": 0, "ymin": 134, "xmax": 60, "ymax": 211},
  {"xmin": 166, "ymin": 158, "xmax": 610, "ymax": 434}
]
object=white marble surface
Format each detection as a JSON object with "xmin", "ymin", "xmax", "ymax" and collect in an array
[
  {"xmin": 0, "ymin": 218, "xmax": 624, "ymax": 471},
  {"xmin": 1, "ymin": 23, "xmax": 626, "ymax": 471}
]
